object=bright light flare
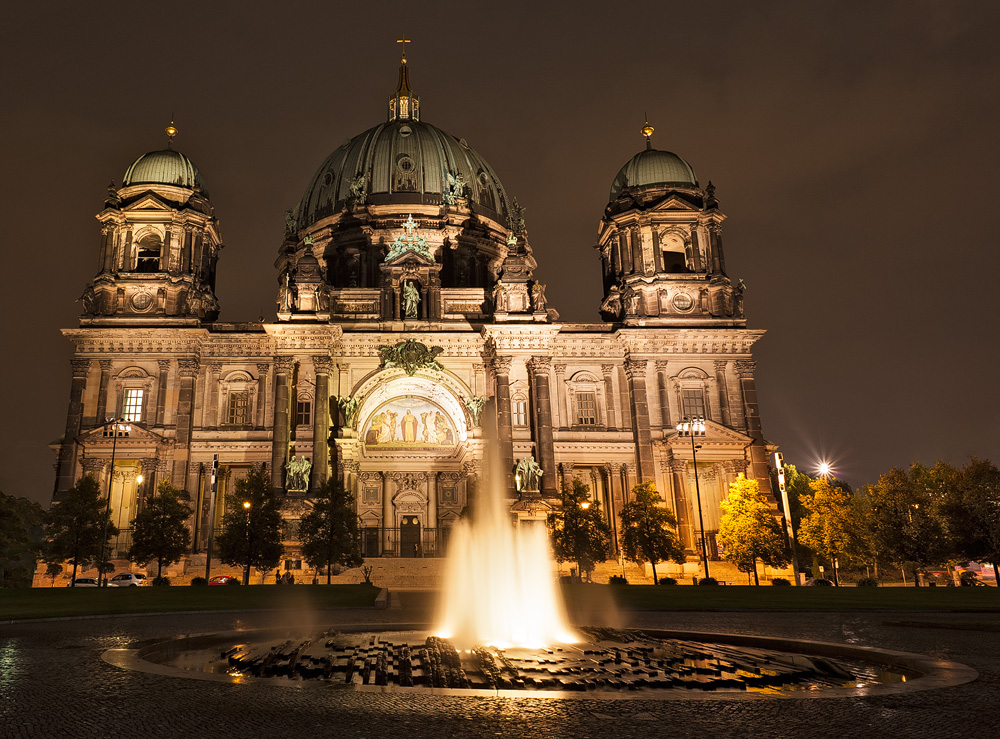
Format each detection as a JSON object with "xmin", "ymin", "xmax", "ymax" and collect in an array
[{"xmin": 817, "ymin": 462, "xmax": 832, "ymax": 478}]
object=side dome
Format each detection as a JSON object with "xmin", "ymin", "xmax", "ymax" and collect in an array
[
  {"xmin": 609, "ymin": 148, "xmax": 697, "ymax": 201},
  {"xmin": 123, "ymin": 149, "xmax": 208, "ymax": 195},
  {"xmin": 298, "ymin": 120, "xmax": 510, "ymax": 228}
]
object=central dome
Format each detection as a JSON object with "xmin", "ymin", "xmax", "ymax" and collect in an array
[
  {"xmin": 298, "ymin": 119, "xmax": 511, "ymax": 228},
  {"xmin": 123, "ymin": 149, "xmax": 208, "ymax": 195},
  {"xmin": 609, "ymin": 147, "xmax": 697, "ymax": 201}
]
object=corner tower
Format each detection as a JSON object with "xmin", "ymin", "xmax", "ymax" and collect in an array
[
  {"xmin": 597, "ymin": 122, "xmax": 741, "ymax": 326},
  {"xmin": 80, "ymin": 124, "xmax": 222, "ymax": 325}
]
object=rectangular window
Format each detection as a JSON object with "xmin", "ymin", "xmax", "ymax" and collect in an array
[
  {"xmin": 576, "ymin": 392, "xmax": 597, "ymax": 425},
  {"xmin": 681, "ymin": 389, "xmax": 706, "ymax": 420},
  {"xmin": 122, "ymin": 389, "xmax": 143, "ymax": 422},
  {"xmin": 512, "ymin": 400, "xmax": 528, "ymax": 427},
  {"xmin": 295, "ymin": 401, "xmax": 312, "ymax": 427},
  {"xmin": 227, "ymin": 391, "xmax": 249, "ymax": 425}
]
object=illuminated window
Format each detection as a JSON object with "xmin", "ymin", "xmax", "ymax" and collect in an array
[
  {"xmin": 122, "ymin": 389, "xmax": 143, "ymax": 422},
  {"xmin": 295, "ymin": 400, "xmax": 312, "ymax": 427},
  {"xmin": 135, "ymin": 234, "xmax": 162, "ymax": 273},
  {"xmin": 227, "ymin": 392, "xmax": 249, "ymax": 425},
  {"xmin": 576, "ymin": 392, "xmax": 597, "ymax": 425},
  {"xmin": 681, "ymin": 389, "xmax": 706, "ymax": 420},
  {"xmin": 512, "ymin": 399, "xmax": 528, "ymax": 427}
]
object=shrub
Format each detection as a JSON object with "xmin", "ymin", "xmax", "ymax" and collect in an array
[
  {"xmin": 657, "ymin": 577, "xmax": 677, "ymax": 585},
  {"xmin": 771, "ymin": 577, "xmax": 791, "ymax": 586},
  {"xmin": 959, "ymin": 571, "xmax": 980, "ymax": 587},
  {"xmin": 152, "ymin": 576, "xmax": 171, "ymax": 587},
  {"xmin": 697, "ymin": 577, "xmax": 719, "ymax": 586},
  {"xmin": 810, "ymin": 578, "xmax": 834, "ymax": 586},
  {"xmin": 189, "ymin": 576, "xmax": 207, "ymax": 586},
  {"xmin": 608, "ymin": 575, "xmax": 629, "ymax": 585},
  {"xmin": 226, "ymin": 576, "xmax": 241, "ymax": 585},
  {"xmin": 856, "ymin": 577, "xmax": 879, "ymax": 588}
]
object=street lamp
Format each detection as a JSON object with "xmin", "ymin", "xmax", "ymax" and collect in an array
[
  {"xmin": 242, "ymin": 501, "xmax": 252, "ymax": 586},
  {"xmin": 98, "ymin": 417, "xmax": 131, "ymax": 586},
  {"xmin": 677, "ymin": 416, "xmax": 710, "ymax": 582},
  {"xmin": 773, "ymin": 452, "xmax": 802, "ymax": 585}
]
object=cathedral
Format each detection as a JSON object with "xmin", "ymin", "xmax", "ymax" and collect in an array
[{"xmin": 52, "ymin": 50, "xmax": 775, "ymax": 573}]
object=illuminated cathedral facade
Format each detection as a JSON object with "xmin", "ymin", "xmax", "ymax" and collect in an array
[{"xmin": 52, "ymin": 53, "xmax": 774, "ymax": 571}]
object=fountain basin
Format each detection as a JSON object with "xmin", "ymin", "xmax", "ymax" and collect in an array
[{"xmin": 103, "ymin": 624, "xmax": 977, "ymax": 700}]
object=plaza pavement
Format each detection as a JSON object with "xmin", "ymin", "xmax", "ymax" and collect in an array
[{"xmin": 1, "ymin": 594, "xmax": 998, "ymax": 738}]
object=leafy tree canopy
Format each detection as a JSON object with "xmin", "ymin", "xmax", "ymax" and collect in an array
[
  {"xmin": 215, "ymin": 464, "xmax": 284, "ymax": 577},
  {"xmin": 128, "ymin": 481, "xmax": 193, "ymax": 578},
  {"xmin": 547, "ymin": 478, "xmax": 612, "ymax": 579},
  {"xmin": 718, "ymin": 474, "xmax": 788, "ymax": 585},
  {"xmin": 44, "ymin": 475, "xmax": 119, "ymax": 585},
  {"xmin": 618, "ymin": 481, "xmax": 685, "ymax": 584},
  {"xmin": 940, "ymin": 457, "xmax": 1000, "ymax": 583},
  {"xmin": 0, "ymin": 491, "xmax": 45, "ymax": 588},
  {"xmin": 299, "ymin": 478, "xmax": 363, "ymax": 583}
]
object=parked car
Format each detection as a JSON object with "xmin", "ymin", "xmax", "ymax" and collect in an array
[
  {"xmin": 109, "ymin": 573, "xmax": 148, "ymax": 587},
  {"xmin": 67, "ymin": 577, "xmax": 98, "ymax": 587},
  {"xmin": 208, "ymin": 575, "xmax": 240, "ymax": 586}
]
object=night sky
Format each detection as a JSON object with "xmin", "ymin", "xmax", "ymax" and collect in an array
[{"xmin": 3, "ymin": 1, "xmax": 998, "ymax": 506}]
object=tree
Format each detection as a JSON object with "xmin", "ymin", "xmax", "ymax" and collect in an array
[
  {"xmin": 618, "ymin": 481, "xmax": 685, "ymax": 584},
  {"xmin": 866, "ymin": 462, "xmax": 953, "ymax": 586},
  {"xmin": 547, "ymin": 478, "xmax": 612, "ymax": 581},
  {"xmin": 718, "ymin": 474, "xmax": 789, "ymax": 585},
  {"xmin": 45, "ymin": 562, "xmax": 63, "ymax": 587},
  {"xmin": 215, "ymin": 464, "xmax": 283, "ymax": 584},
  {"xmin": 128, "ymin": 481, "xmax": 193, "ymax": 578},
  {"xmin": 43, "ymin": 475, "xmax": 118, "ymax": 586},
  {"xmin": 941, "ymin": 458, "xmax": 1000, "ymax": 587},
  {"xmin": 0, "ymin": 491, "xmax": 44, "ymax": 588},
  {"xmin": 299, "ymin": 478, "xmax": 363, "ymax": 584},
  {"xmin": 798, "ymin": 479, "xmax": 862, "ymax": 585}
]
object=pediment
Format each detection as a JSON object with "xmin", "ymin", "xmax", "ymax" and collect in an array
[
  {"xmin": 648, "ymin": 194, "xmax": 701, "ymax": 213},
  {"xmin": 77, "ymin": 423, "xmax": 172, "ymax": 447},
  {"xmin": 122, "ymin": 193, "xmax": 174, "ymax": 212},
  {"xmin": 665, "ymin": 419, "xmax": 753, "ymax": 448}
]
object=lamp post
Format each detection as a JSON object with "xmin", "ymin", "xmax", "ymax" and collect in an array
[
  {"xmin": 242, "ymin": 501, "xmax": 252, "ymax": 586},
  {"xmin": 98, "ymin": 417, "xmax": 131, "ymax": 587},
  {"xmin": 677, "ymin": 416, "xmax": 710, "ymax": 582},
  {"xmin": 773, "ymin": 452, "xmax": 802, "ymax": 585}
]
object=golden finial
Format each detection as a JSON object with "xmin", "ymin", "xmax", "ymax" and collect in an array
[
  {"xmin": 396, "ymin": 35, "xmax": 410, "ymax": 63},
  {"xmin": 165, "ymin": 119, "xmax": 178, "ymax": 148},
  {"xmin": 641, "ymin": 116, "xmax": 654, "ymax": 149}
]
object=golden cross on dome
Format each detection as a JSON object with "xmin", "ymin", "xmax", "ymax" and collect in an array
[{"xmin": 396, "ymin": 35, "xmax": 411, "ymax": 63}]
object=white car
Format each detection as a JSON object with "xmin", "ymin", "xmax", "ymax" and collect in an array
[
  {"xmin": 108, "ymin": 573, "xmax": 148, "ymax": 587},
  {"xmin": 67, "ymin": 577, "xmax": 98, "ymax": 587}
]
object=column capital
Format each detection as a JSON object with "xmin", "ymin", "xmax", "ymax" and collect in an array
[
  {"xmin": 157, "ymin": 359, "xmax": 171, "ymax": 371},
  {"xmin": 734, "ymin": 360, "xmax": 756, "ymax": 378},
  {"xmin": 256, "ymin": 362, "xmax": 271, "ymax": 374},
  {"xmin": 623, "ymin": 357, "xmax": 648, "ymax": 379},
  {"xmin": 600, "ymin": 363, "xmax": 616, "ymax": 377},
  {"xmin": 713, "ymin": 360, "xmax": 729, "ymax": 372},
  {"xmin": 80, "ymin": 458, "xmax": 106, "ymax": 474},
  {"xmin": 70, "ymin": 359, "xmax": 92, "ymax": 376},
  {"xmin": 312, "ymin": 355, "xmax": 334, "ymax": 374},
  {"xmin": 177, "ymin": 358, "xmax": 200, "ymax": 377},
  {"xmin": 274, "ymin": 356, "xmax": 295, "ymax": 373},
  {"xmin": 98, "ymin": 359, "xmax": 113, "ymax": 371},
  {"xmin": 527, "ymin": 355, "xmax": 552, "ymax": 375},
  {"xmin": 669, "ymin": 459, "xmax": 688, "ymax": 474},
  {"xmin": 552, "ymin": 363, "xmax": 566, "ymax": 376},
  {"xmin": 487, "ymin": 354, "xmax": 512, "ymax": 376},
  {"xmin": 343, "ymin": 459, "xmax": 360, "ymax": 473},
  {"xmin": 654, "ymin": 360, "xmax": 669, "ymax": 373}
]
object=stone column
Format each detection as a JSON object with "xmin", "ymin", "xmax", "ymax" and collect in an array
[
  {"xmin": 735, "ymin": 360, "xmax": 772, "ymax": 498},
  {"xmin": 617, "ymin": 367, "xmax": 632, "ymax": 429},
  {"xmin": 655, "ymin": 360, "xmax": 670, "ymax": 429},
  {"xmin": 256, "ymin": 364, "xmax": 269, "ymax": 428},
  {"xmin": 552, "ymin": 363, "xmax": 567, "ymax": 429},
  {"xmin": 488, "ymin": 353, "xmax": 515, "ymax": 491},
  {"xmin": 630, "ymin": 226, "xmax": 643, "ymax": 274},
  {"xmin": 689, "ymin": 224, "xmax": 703, "ymax": 272},
  {"xmin": 206, "ymin": 363, "xmax": 222, "ymax": 428},
  {"xmin": 270, "ymin": 357, "xmax": 294, "ymax": 491},
  {"xmin": 601, "ymin": 364, "xmax": 617, "ymax": 429},
  {"xmin": 95, "ymin": 359, "xmax": 112, "ymax": 424},
  {"xmin": 669, "ymin": 459, "xmax": 695, "ymax": 549},
  {"xmin": 172, "ymin": 358, "xmax": 199, "ymax": 491},
  {"xmin": 311, "ymin": 356, "xmax": 333, "ymax": 491},
  {"xmin": 709, "ymin": 223, "xmax": 726, "ymax": 274},
  {"xmin": 56, "ymin": 359, "xmax": 91, "ymax": 495},
  {"xmin": 427, "ymin": 471, "xmax": 438, "ymax": 551},
  {"xmin": 528, "ymin": 356, "xmax": 557, "ymax": 497},
  {"xmin": 382, "ymin": 472, "xmax": 394, "ymax": 554},
  {"xmin": 624, "ymin": 358, "xmax": 654, "ymax": 482},
  {"xmin": 713, "ymin": 360, "xmax": 732, "ymax": 427},
  {"xmin": 153, "ymin": 360, "xmax": 170, "ymax": 426},
  {"xmin": 603, "ymin": 463, "xmax": 620, "ymax": 552}
]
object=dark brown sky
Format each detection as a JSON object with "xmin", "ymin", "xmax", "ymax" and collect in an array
[{"xmin": 2, "ymin": 1, "xmax": 998, "ymax": 506}]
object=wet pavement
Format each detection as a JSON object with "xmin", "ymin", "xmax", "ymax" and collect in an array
[{"xmin": 2, "ymin": 597, "xmax": 999, "ymax": 738}]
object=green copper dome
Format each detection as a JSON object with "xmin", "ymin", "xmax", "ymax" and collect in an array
[
  {"xmin": 123, "ymin": 149, "xmax": 208, "ymax": 195},
  {"xmin": 298, "ymin": 119, "xmax": 511, "ymax": 228},
  {"xmin": 609, "ymin": 147, "xmax": 697, "ymax": 201}
]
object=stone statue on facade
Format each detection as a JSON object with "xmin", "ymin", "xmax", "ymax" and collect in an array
[
  {"xmin": 492, "ymin": 280, "xmax": 508, "ymax": 312},
  {"xmin": 286, "ymin": 455, "xmax": 312, "ymax": 493},
  {"xmin": 402, "ymin": 280, "xmax": 421, "ymax": 318},
  {"xmin": 336, "ymin": 396, "xmax": 360, "ymax": 427},
  {"xmin": 531, "ymin": 282, "xmax": 546, "ymax": 312},
  {"xmin": 463, "ymin": 396, "xmax": 487, "ymax": 428},
  {"xmin": 599, "ymin": 285, "xmax": 622, "ymax": 320},
  {"xmin": 444, "ymin": 171, "xmax": 467, "ymax": 205},
  {"xmin": 515, "ymin": 455, "xmax": 543, "ymax": 493},
  {"xmin": 348, "ymin": 173, "xmax": 367, "ymax": 204},
  {"xmin": 284, "ymin": 208, "xmax": 298, "ymax": 235}
]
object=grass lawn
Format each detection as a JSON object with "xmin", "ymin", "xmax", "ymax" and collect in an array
[
  {"xmin": 0, "ymin": 584, "xmax": 380, "ymax": 622},
  {"xmin": 564, "ymin": 583, "xmax": 1000, "ymax": 613}
]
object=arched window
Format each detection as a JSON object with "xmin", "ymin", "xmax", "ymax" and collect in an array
[
  {"xmin": 115, "ymin": 367, "xmax": 153, "ymax": 423},
  {"xmin": 659, "ymin": 230, "xmax": 688, "ymax": 273},
  {"xmin": 135, "ymin": 234, "xmax": 162, "ymax": 273},
  {"xmin": 220, "ymin": 371, "xmax": 257, "ymax": 428},
  {"xmin": 567, "ymin": 371, "xmax": 605, "ymax": 428},
  {"xmin": 674, "ymin": 368, "xmax": 712, "ymax": 422},
  {"xmin": 511, "ymin": 393, "xmax": 528, "ymax": 427}
]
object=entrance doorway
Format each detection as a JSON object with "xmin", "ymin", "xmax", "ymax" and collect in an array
[{"xmin": 400, "ymin": 517, "xmax": 421, "ymax": 558}]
